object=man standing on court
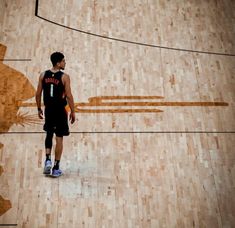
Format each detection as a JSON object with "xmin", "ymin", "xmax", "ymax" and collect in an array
[{"xmin": 35, "ymin": 52, "xmax": 75, "ymax": 177}]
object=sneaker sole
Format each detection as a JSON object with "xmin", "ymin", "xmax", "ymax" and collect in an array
[{"xmin": 50, "ymin": 173, "xmax": 63, "ymax": 178}]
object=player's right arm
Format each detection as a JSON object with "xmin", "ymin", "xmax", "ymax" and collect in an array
[{"xmin": 35, "ymin": 72, "xmax": 44, "ymax": 119}]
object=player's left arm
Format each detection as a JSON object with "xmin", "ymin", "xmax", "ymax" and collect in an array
[{"xmin": 63, "ymin": 73, "xmax": 75, "ymax": 124}]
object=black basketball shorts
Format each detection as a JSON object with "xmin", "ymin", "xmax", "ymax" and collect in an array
[{"xmin": 43, "ymin": 106, "xmax": 69, "ymax": 137}]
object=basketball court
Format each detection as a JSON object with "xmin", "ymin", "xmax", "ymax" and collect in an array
[{"xmin": 0, "ymin": 0, "xmax": 234, "ymax": 227}]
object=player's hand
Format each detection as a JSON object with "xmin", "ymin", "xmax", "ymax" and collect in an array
[
  {"xmin": 38, "ymin": 109, "xmax": 43, "ymax": 119},
  {"xmin": 70, "ymin": 112, "xmax": 75, "ymax": 124}
]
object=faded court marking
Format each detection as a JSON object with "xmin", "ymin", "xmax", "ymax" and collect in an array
[
  {"xmin": 0, "ymin": 168, "xmax": 11, "ymax": 216},
  {"xmin": 22, "ymin": 96, "xmax": 228, "ymax": 113},
  {"xmin": 74, "ymin": 96, "xmax": 228, "ymax": 113},
  {"xmin": 0, "ymin": 196, "xmax": 12, "ymax": 216},
  {"xmin": 0, "ymin": 43, "xmax": 40, "ymax": 133}
]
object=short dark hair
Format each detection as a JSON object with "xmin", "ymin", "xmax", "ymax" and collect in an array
[{"xmin": 50, "ymin": 52, "xmax": 64, "ymax": 66}]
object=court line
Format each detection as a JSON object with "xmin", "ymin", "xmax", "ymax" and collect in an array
[
  {"xmin": 0, "ymin": 59, "xmax": 31, "ymax": 61},
  {"xmin": 1, "ymin": 131, "xmax": 235, "ymax": 134},
  {"xmin": 35, "ymin": 0, "xmax": 235, "ymax": 57},
  {"xmin": 0, "ymin": 225, "xmax": 17, "ymax": 227}
]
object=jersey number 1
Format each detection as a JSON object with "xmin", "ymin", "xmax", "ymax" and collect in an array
[{"xmin": 50, "ymin": 84, "xmax": 54, "ymax": 97}]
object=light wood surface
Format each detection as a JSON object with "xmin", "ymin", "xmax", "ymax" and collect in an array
[{"xmin": 0, "ymin": 0, "xmax": 234, "ymax": 227}]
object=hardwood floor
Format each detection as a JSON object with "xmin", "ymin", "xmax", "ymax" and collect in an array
[{"xmin": 0, "ymin": 0, "xmax": 234, "ymax": 227}]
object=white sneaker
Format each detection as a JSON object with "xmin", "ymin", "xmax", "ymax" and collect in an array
[{"xmin": 43, "ymin": 160, "xmax": 52, "ymax": 175}]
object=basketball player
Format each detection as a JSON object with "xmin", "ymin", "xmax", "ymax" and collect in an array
[{"xmin": 35, "ymin": 52, "xmax": 75, "ymax": 177}]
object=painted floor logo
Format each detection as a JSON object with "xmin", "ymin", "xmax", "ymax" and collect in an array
[
  {"xmin": 73, "ymin": 96, "xmax": 229, "ymax": 113},
  {"xmin": 0, "ymin": 43, "xmax": 37, "ymax": 133},
  {"xmin": 21, "ymin": 96, "xmax": 229, "ymax": 113}
]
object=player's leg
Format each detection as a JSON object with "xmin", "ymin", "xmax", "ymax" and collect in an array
[
  {"xmin": 43, "ymin": 131, "xmax": 53, "ymax": 174},
  {"xmin": 51, "ymin": 136, "xmax": 63, "ymax": 177},
  {"xmin": 43, "ymin": 107, "xmax": 55, "ymax": 174},
  {"xmin": 55, "ymin": 136, "xmax": 63, "ymax": 161},
  {"xmin": 51, "ymin": 107, "xmax": 68, "ymax": 177}
]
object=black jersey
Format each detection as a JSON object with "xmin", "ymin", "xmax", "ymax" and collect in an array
[{"xmin": 42, "ymin": 70, "xmax": 67, "ymax": 107}]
